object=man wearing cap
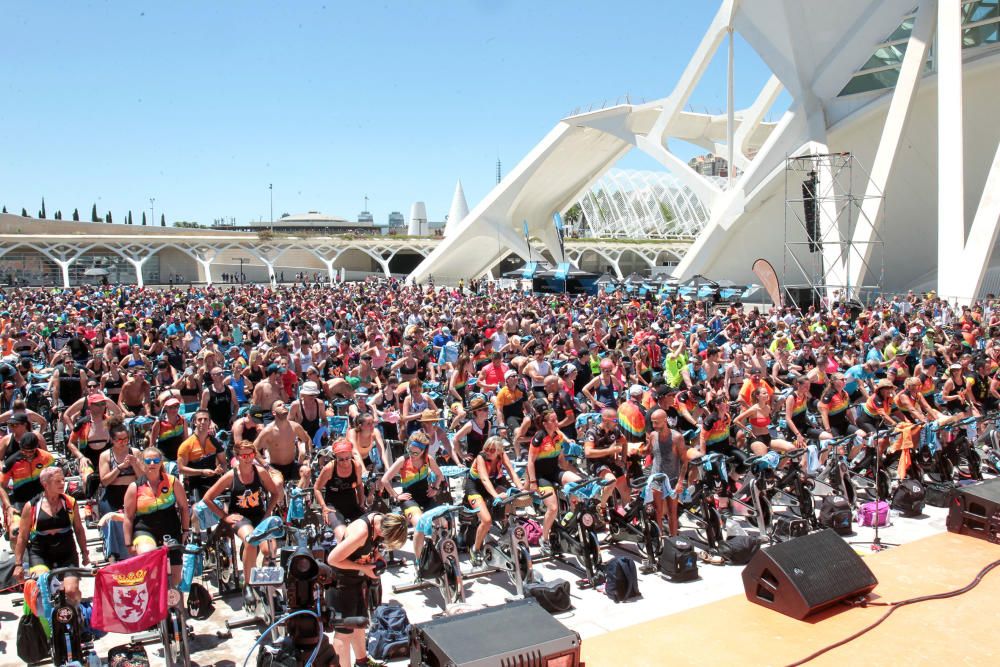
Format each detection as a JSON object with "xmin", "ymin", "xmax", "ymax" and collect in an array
[
  {"xmin": 494, "ymin": 370, "xmax": 526, "ymax": 456},
  {"xmin": 253, "ymin": 400, "xmax": 311, "ymax": 484},
  {"xmin": 0, "ymin": 431, "xmax": 57, "ymax": 531},
  {"xmin": 251, "ymin": 363, "xmax": 286, "ymax": 417},
  {"xmin": 0, "ymin": 411, "xmax": 46, "ymax": 461}
]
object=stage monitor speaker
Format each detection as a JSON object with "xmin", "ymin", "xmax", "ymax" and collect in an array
[
  {"xmin": 410, "ymin": 598, "xmax": 582, "ymax": 667},
  {"xmin": 946, "ymin": 478, "xmax": 1000, "ymax": 543},
  {"xmin": 742, "ymin": 529, "xmax": 877, "ymax": 619}
]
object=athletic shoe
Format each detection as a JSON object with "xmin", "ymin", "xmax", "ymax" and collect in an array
[
  {"xmin": 356, "ymin": 658, "xmax": 387, "ymax": 667},
  {"xmin": 470, "ymin": 548, "xmax": 483, "ymax": 568},
  {"xmin": 540, "ymin": 539, "xmax": 552, "ymax": 557}
]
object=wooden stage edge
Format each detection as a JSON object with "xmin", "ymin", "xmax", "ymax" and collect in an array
[{"xmin": 582, "ymin": 531, "xmax": 1000, "ymax": 666}]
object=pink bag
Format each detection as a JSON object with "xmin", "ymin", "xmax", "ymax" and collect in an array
[
  {"xmin": 522, "ymin": 519, "xmax": 543, "ymax": 546},
  {"xmin": 856, "ymin": 500, "xmax": 890, "ymax": 527}
]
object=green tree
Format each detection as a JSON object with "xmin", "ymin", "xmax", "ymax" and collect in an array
[
  {"xmin": 73, "ymin": 208, "xmax": 80, "ymax": 221},
  {"xmin": 160, "ymin": 213, "xmax": 166, "ymax": 227},
  {"xmin": 1, "ymin": 206, "xmax": 6, "ymax": 213},
  {"xmin": 40, "ymin": 198, "xmax": 46, "ymax": 219},
  {"xmin": 107, "ymin": 211, "xmax": 113, "ymax": 224},
  {"xmin": 91, "ymin": 204, "xmax": 99, "ymax": 222},
  {"xmin": 128, "ymin": 211, "xmax": 133, "ymax": 225},
  {"xmin": 564, "ymin": 203, "xmax": 582, "ymax": 225},
  {"xmin": 54, "ymin": 210, "xmax": 62, "ymax": 220},
  {"xmin": 21, "ymin": 208, "xmax": 28, "ymax": 217},
  {"xmin": 104, "ymin": 213, "xmax": 111, "ymax": 223},
  {"xmin": 141, "ymin": 212, "xmax": 147, "ymax": 226}
]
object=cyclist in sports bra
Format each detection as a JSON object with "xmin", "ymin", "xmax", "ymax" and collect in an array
[
  {"xmin": 380, "ymin": 431, "xmax": 446, "ymax": 561},
  {"xmin": 327, "ymin": 511, "xmax": 408, "ymax": 667},
  {"xmin": 450, "ymin": 395, "xmax": 490, "ymax": 465},
  {"xmin": 314, "ymin": 439, "xmax": 365, "ymax": 541},
  {"xmin": 203, "ymin": 439, "xmax": 283, "ymax": 598},
  {"xmin": 12, "ymin": 467, "xmax": 90, "ymax": 604},
  {"xmin": 67, "ymin": 392, "xmax": 114, "ymax": 481},
  {"xmin": 582, "ymin": 359, "xmax": 621, "ymax": 410},
  {"xmin": 347, "ymin": 413, "xmax": 387, "ymax": 472},
  {"xmin": 464, "ymin": 435, "xmax": 522, "ymax": 566},
  {"xmin": 734, "ymin": 387, "xmax": 786, "ymax": 454},
  {"xmin": 400, "ymin": 378, "xmax": 430, "ymax": 437}
]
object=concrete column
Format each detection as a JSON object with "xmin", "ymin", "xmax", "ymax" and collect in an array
[
  {"xmin": 56, "ymin": 260, "xmax": 71, "ymax": 289},
  {"xmin": 937, "ymin": 0, "xmax": 965, "ymax": 301},
  {"xmin": 197, "ymin": 258, "xmax": 214, "ymax": 286},
  {"xmin": 126, "ymin": 258, "xmax": 148, "ymax": 288}
]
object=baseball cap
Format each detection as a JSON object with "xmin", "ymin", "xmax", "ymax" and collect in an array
[
  {"xmin": 8, "ymin": 412, "xmax": 29, "ymax": 425},
  {"xmin": 504, "ymin": 370, "xmax": 518, "ymax": 380},
  {"xmin": 266, "ymin": 363, "xmax": 281, "ymax": 375}
]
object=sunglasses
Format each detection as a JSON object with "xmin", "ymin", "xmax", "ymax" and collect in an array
[
  {"xmin": 113, "ymin": 435, "xmax": 129, "ymax": 442},
  {"xmin": 335, "ymin": 455, "xmax": 353, "ymax": 462},
  {"xmin": 237, "ymin": 451, "xmax": 256, "ymax": 459},
  {"xmin": 144, "ymin": 457, "xmax": 162, "ymax": 464},
  {"xmin": 408, "ymin": 448, "xmax": 424, "ymax": 456}
]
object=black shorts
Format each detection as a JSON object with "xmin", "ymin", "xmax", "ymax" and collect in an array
[
  {"xmin": 327, "ymin": 573, "xmax": 369, "ymax": 633},
  {"xmin": 232, "ymin": 512, "xmax": 265, "ymax": 534},
  {"xmin": 272, "ymin": 460, "xmax": 301, "ymax": 483},
  {"xmin": 400, "ymin": 492, "xmax": 440, "ymax": 517},
  {"xmin": 750, "ymin": 432, "xmax": 772, "ymax": 446},
  {"xmin": 28, "ymin": 542, "xmax": 78, "ymax": 571},
  {"xmin": 325, "ymin": 505, "xmax": 364, "ymax": 530},
  {"xmin": 589, "ymin": 459, "xmax": 625, "ymax": 479}
]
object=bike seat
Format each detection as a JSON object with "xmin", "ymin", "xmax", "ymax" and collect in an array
[
  {"xmin": 783, "ymin": 448, "xmax": 806, "ymax": 458},
  {"xmin": 629, "ymin": 475, "xmax": 649, "ymax": 489}
]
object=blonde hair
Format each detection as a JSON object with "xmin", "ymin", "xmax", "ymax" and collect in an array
[
  {"xmin": 381, "ymin": 513, "xmax": 408, "ymax": 550},
  {"xmin": 481, "ymin": 436, "xmax": 505, "ymax": 457}
]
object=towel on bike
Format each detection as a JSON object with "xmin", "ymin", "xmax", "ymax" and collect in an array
[
  {"xmin": 890, "ymin": 423, "xmax": 923, "ymax": 480},
  {"xmin": 641, "ymin": 473, "xmax": 675, "ymax": 503},
  {"xmin": 414, "ymin": 504, "xmax": 468, "ymax": 537},
  {"xmin": 247, "ymin": 515, "xmax": 285, "ymax": 546},
  {"xmin": 93, "ymin": 547, "xmax": 169, "ymax": 633}
]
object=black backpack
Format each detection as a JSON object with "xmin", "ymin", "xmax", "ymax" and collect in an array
[
  {"xmin": 659, "ymin": 537, "xmax": 699, "ymax": 582},
  {"xmin": 524, "ymin": 577, "xmax": 572, "ymax": 613},
  {"xmin": 603, "ymin": 556, "xmax": 640, "ymax": 602},
  {"xmin": 719, "ymin": 534, "xmax": 760, "ymax": 565},
  {"xmin": 367, "ymin": 603, "xmax": 411, "ymax": 661},
  {"xmin": 16, "ymin": 613, "xmax": 49, "ymax": 664},
  {"xmin": 891, "ymin": 479, "xmax": 926, "ymax": 516},
  {"xmin": 924, "ymin": 481, "xmax": 954, "ymax": 508},
  {"xmin": 818, "ymin": 495, "xmax": 853, "ymax": 535}
]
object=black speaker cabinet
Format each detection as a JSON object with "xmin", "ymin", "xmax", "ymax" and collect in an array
[
  {"xmin": 410, "ymin": 598, "xmax": 582, "ymax": 667},
  {"xmin": 742, "ymin": 529, "xmax": 877, "ymax": 619},
  {"xmin": 947, "ymin": 478, "xmax": 1000, "ymax": 543}
]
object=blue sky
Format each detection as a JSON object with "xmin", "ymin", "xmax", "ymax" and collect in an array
[{"xmin": 0, "ymin": 1, "xmax": 778, "ymax": 226}]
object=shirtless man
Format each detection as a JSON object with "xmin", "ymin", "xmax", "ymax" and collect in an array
[
  {"xmin": 118, "ymin": 370, "xmax": 151, "ymax": 417},
  {"xmin": 253, "ymin": 400, "xmax": 310, "ymax": 483},
  {"xmin": 251, "ymin": 363, "xmax": 285, "ymax": 416}
]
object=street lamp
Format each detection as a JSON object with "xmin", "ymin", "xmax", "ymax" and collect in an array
[
  {"xmin": 233, "ymin": 256, "xmax": 250, "ymax": 284},
  {"xmin": 150, "ymin": 198, "xmax": 155, "ymax": 228},
  {"xmin": 269, "ymin": 184, "xmax": 273, "ymax": 232}
]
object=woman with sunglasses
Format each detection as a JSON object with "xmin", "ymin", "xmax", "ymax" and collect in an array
[
  {"xmin": 450, "ymin": 394, "xmax": 490, "ymax": 466},
  {"xmin": 464, "ymin": 435, "xmax": 522, "ymax": 566},
  {"xmin": 97, "ymin": 418, "xmax": 142, "ymax": 561},
  {"xmin": 67, "ymin": 392, "xmax": 116, "ymax": 483},
  {"xmin": 122, "ymin": 446, "xmax": 191, "ymax": 586},
  {"xmin": 314, "ymin": 439, "xmax": 365, "ymax": 542},
  {"xmin": 379, "ymin": 431, "xmax": 445, "ymax": 560},
  {"xmin": 202, "ymin": 439, "xmax": 283, "ymax": 600},
  {"xmin": 177, "ymin": 409, "xmax": 226, "ymax": 502},
  {"xmin": 526, "ymin": 408, "xmax": 583, "ymax": 555}
]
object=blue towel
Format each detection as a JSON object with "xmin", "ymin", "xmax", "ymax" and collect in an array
[
  {"xmin": 248, "ymin": 516, "xmax": 285, "ymax": 546},
  {"xmin": 414, "ymin": 505, "xmax": 461, "ymax": 537},
  {"xmin": 100, "ymin": 519, "xmax": 129, "ymax": 562}
]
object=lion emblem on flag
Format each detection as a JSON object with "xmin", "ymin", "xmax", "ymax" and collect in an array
[{"xmin": 111, "ymin": 569, "xmax": 150, "ymax": 624}]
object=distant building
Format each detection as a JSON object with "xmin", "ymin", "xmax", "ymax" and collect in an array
[
  {"xmin": 687, "ymin": 153, "xmax": 729, "ymax": 177},
  {"xmin": 216, "ymin": 211, "xmax": 377, "ymax": 235}
]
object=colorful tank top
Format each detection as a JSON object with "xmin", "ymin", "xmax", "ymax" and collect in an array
[
  {"xmin": 823, "ymin": 390, "xmax": 850, "ymax": 417},
  {"xmin": 29, "ymin": 493, "xmax": 77, "ymax": 541},
  {"xmin": 399, "ymin": 458, "xmax": 429, "ymax": 490},
  {"xmin": 531, "ymin": 430, "xmax": 564, "ymax": 462},
  {"xmin": 918, "ymin": 375, "xmax": 936, "ymax": 400},
  {"xmin": 2, "ymin": 449, "xmax": 55, "ymax": 497},
  {"xmin": 789, "ymin": 395, "xmax": 808, "ymax": 419},
  {"xmin": 703, "ymin": 414, "xmax": 731, "ymax": 447},
  {"xmin": 469, "ymin": 454, "xmax": 502, "ymax": 481},
  {"xmin": 135, "ymin": 473, "xmax": 177, "ymax": 516}
]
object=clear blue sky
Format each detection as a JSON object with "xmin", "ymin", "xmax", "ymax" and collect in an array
[{"xmin": 0, "ymin": 1, "xmax": 777, "ymax": 226}]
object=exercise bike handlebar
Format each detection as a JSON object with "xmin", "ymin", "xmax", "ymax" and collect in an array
[{"xmin": 43, "ymin": 566, "xmax": 97, "ymax": 578}]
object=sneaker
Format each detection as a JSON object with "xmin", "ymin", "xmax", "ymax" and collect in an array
[
  {"xmin": 243, "ymin": 587, "xmax": 255, "ymax": 610},
  {"xmin": 470, "ymin": 549, "xmax": 483, "ymax": 568},
  {"xmin": 356, "ymin": 658, "xmax": 387, "ymax": 667},
  {"xmin": 540, "ymin": 539, "xmax": 552, "ymax": 557}
]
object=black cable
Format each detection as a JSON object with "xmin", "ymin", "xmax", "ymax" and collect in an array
[{"xmin": 785, "ymin": 558, "xmax": 1000, "ymax": 666}]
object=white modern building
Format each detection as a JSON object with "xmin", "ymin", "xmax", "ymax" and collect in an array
[{"xmin": 410, "ymin": 0, "xmax": 1000, "ymax": 304}]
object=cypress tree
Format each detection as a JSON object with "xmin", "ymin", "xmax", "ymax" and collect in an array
[
  {"xmin": 55, "ymin": 210, "xmax": 62, "ymax": 220},
  {"xmin": 40, "ymin": 198, "xmax": 46, "ymax": 219},
  {"xmin": 160, "ymin": 213, "xmax": 166, "ymax": 227},
  {"xmin": 128, "ymin": 211, "xmax": 133, "ymax": 225},
  {"xmin": 107, "ymin": 212, "xmax": 113, "ymax": 224},
  {"xmin": 73, "ymin": 208, "xmax": 80, "ymax": 221},
  {"xmin": 1, "ymin": 206, "xmax": 6, "ymax": 213},
  {"xmin": 91, "ymin": 204, "xmax": 99, "ymax": 222},
  {"xmin": 21, "ymin": 208, "xmax": 28, "ymax": 217},
  {"xmin": 141, "ymin": 212, "xmax": 147, "ymax": 226}
]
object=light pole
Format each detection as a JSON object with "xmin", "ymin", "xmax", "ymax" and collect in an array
[
  {"xmin": 233, "ymin": 256, "xmax": 249, "ymax": 283},
  {"xmin": 150, "ymin": 198, "xmax": 155, "ymax": 228},
  {"xmin": 269, "ymin": 184, "xmax": 273, "ymax": 232}
]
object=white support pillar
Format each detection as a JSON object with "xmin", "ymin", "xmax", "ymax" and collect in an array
[
  {"xmin": 846, "ymin": 0, "xmax": 936, "ymax": 294},
  {"xmin": 957, "ymin": 141, "xmax": 1000, "ymax": 301},
  {"xmin": 125, "ymin": 258, "xmax": 149, "ymax": 288},
  {"xmin": 55, "ymin": 260, "xmax": 71, "ymax": 289},
  {"xmin": 726, "ymin": 25, "xmax": 735, "ymax": 187},
  {"xmin": 937, "ymin": 0, "xmax": 965, "ymax": 302},
  {"xmin": 321, "ymin": 259, "xmax": 337, "ymax": 286},
  {"xmin": 197, "ymin": 258, "xmax": 214, "ymax": 285}
]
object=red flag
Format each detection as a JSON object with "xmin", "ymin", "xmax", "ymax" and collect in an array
[{"xmin": 92, "ymin": 547, "xmax": 169, "ymax": 634}]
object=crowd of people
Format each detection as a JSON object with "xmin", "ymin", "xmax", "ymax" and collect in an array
[{"xmin": 0, "ymin": 277, "xmax": 997, "ymax": 666}]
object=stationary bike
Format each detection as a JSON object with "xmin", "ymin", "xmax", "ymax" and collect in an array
[
  {"xmin": 46, "ymin": 566, "xmax": 99, "ymax": 667},
  {"xmin": 604, "ymin": 473, "xmax": 664, "ymax": 573},
  {"xmin": 539, "ymin": 477, "xmax": 610, "ymax": 588},
  {"xmin": 479, "ymin": 489, "xmax": 535, "ymax": 597},
  {"xmin": 678, "ymin": 452, "xmax": 729, "ymax": 553},
  {"xmin": 408, "ymin": 504, "xmax": 473, "ymax": 610}
]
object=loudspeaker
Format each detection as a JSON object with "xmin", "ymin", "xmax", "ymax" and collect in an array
[
  {"xmin": 947, "ymin": 478, "xmax": 1000, "ymax": 543},
  {"xmin": 410, "ymin": 598, "xmax": 581, "ymax": 667},
  {"xmin": 742, "ymin": 529, "xmax": 877, "ymax": 619}
]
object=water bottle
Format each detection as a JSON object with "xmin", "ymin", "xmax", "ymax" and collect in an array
[
  {"xmin": 680, "ymin": 486, "xmax": 695, "ymax": 504},
  {"xmin": 180, "ymin": 543, "xmax": 200, "ymax": 593}
]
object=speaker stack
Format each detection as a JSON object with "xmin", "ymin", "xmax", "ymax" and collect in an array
[
  {"xmin": 741, "ymin": 530, "xmax": 878, "ymax": 619},
  {"xmin": 946, "ymin": 477, "xmax": 1000, "ymax": 543}
]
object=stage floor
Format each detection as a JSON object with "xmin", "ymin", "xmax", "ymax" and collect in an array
[{"xmin": 583, "ymin": 531, "xmax": 1000, "ymax": 666}]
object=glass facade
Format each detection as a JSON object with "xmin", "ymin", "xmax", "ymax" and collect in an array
[{"xmin": 838, "ymin": 1, "xmax": 1000, "ymax": 97}]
